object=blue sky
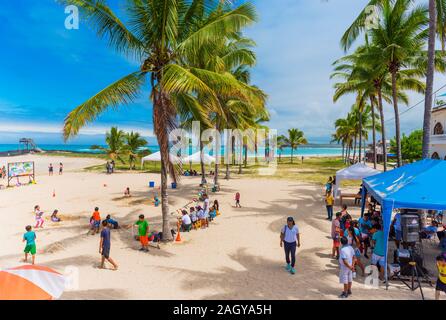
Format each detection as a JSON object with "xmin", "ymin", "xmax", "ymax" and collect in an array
[{"xmin": 0, "ymin": 0, "xmax": 443, "ymax": 145}]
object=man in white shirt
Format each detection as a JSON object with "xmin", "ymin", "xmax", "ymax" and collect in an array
[{"xmin": 339, "ymin": 236, "xmax": 356, "ymax": 298}]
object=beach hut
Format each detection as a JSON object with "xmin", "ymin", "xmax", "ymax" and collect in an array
[
  {"xmin": 360, "ymin": 159, "xmax": 446, "ymax": 287},
  {"xmin": 0, "ymin": 265, "xmax": 65, "ymax": 300},
  {"xmin": 183, "ymin": 152, "xmax": 216, "ymax": 164},
  {"xmin": 333, "ymin": 163, "xmax": 380, "ymax": 198}
]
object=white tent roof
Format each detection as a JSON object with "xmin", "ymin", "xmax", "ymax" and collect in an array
[
  {"xmin": 336, "ymin": 162, "xmax": 380, "ymax": 181},
  {"xmin": 334, "ymin": 163, "xmax": 380, "ymax": 197},
  {"xmin": 141, "ymin": 151, "xmax": 180, "ymax": 163},
  {"xmin": 183, "ymin": 152, "xmax": 216, "ymax": 164}
]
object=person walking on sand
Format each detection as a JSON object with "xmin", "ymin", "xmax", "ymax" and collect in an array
[
  {"xmin": 23, "ymin": 225, "xmax": 37, "ymax": 265},
  {"xmin": 91, "ymin": 207, "xmax": 101, "ymax": 235},
  {"xmin": 99, "ymin": 221, "xmax": 118, "ymax": 270},
  {"xmin": 280, "ymin": 217, "xmax": 301, "ymax": 275},
  {"xmin": 48, "ymin": 163, "xmax": 54, "ymax": 176},
  {"xmin": 59, "ymin": 162, "xmax": 63, "ymax": 175},
  {"xmin": 235, "ymin": 192, "xmax": 241, "ymax": 208}
]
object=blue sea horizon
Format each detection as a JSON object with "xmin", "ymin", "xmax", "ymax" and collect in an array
[{"xmin": 0, "ymin": 143, "xmax": 344, "ymax": 157}]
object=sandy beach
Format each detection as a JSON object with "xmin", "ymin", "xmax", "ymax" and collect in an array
[{"xmin": 0, "ymin": 155, "xmax": 438, "ymax": 300}]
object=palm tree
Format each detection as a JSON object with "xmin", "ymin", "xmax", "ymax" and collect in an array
[
  {"xmin": 277, "ymin": 135, "xmax": 287, "ymax": 162},
  {"xmin": 60, "ymin": 0, "xmax": 258, "ymax": 240},
  {"xmin": 91, "ymin": 126, "xmax": 125, "ymax": 162},
  {"xmin": 283, "ymin": 129, "xmax": 308, "ymax": 163},
  {"xmin": 341, "ymin": 0, "xmax": 446, "ymax": 165},
  {"xmin": 124, "ymin": 131, "xmax": 148, "ymax": 170}
]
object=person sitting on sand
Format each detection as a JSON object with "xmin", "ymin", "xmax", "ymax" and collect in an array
[
  {"xmin": 99, "ymin": 220, "xmax": 118, "ymax": 270},
  {"xmin": 104, "ymin": 214, "xmax": 119, "ymax": 229},
  {"xmin": 51, "ymin": 210, "xmax": 61, "ymax": 222},
  {"xmin": 209, "ymin": 205, "xmax": 217, "ymax": 221},
  {"xmin": 124, "ymin": 187, "xmax": 131, "ymax": 197},
  {"xmin": 135, "ymin": 214, "xmax": 150, "ymax": 252},
  {"xmin": 34, "ymin": 205, "xmax": 44, "ymax": 228},
  {"xmin": 181, "ymin": 210, "xmax": 192, "ymax": 232},
  {"xmin": 23, "ymin": 225, "xmax": 37, "ymax": 265},
  {"xmin": 91, "ymin": 207, "xmax": 101, "ymax": 235},
  {"xmin": 196, "ymin": 206, "xmax": 208, "ymax": 228},
  {"xmin": 189, "ymin": 207, "xmax": 198, "ymax": 227},
  {"xmin": 154, "ymin": 196, "xmax": 160, "ymax": 207}
]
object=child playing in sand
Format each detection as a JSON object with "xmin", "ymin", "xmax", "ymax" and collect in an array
[
  {"xmin": 105, "ymin": 214, "xmax": 119, "ymax": 229},
  {"xmin": 34, "ymin": 205, "xmax": 44, "ymax": 228},
  {"xmin": 91, "ymin": 207, "xmax": 101, "ymax": 235},
  {"xmin": 51, "ymin": 210, "xmax": 61, "ymax": 222},
  {"xmin": 235, "ymin": 192, "xmax": 241, "ymax": 208},
  {"xmin": 124, "ymin": 187, "xmax": 131, "ymax": 197},
  {"xmin": 135, "ymin": 214, "xmax": 150, "ymax": 252},
  {"xmin": 23, "ymin": 225, "xmax": 37, "ymax": 265}
]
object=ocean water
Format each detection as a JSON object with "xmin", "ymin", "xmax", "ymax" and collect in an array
[{"xmin": 0, "ymin": 144, "xmax": 343, "ymax": 157}]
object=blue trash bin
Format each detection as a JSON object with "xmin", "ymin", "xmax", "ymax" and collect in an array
[
  {"xmin": 149, "ymin": 181, "xmax": 155, "ymax": 188},
  {"xmin": 171, "ymin": 182, "xmax": 177, "ymax": 189}
]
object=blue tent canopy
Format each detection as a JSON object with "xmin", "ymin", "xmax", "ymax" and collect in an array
[{"xmin": 360, "ymin": 159, "xmax": 446, "ymax": 286}]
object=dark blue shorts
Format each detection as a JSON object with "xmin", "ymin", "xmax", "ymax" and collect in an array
[{"xmin": 102, "ymin": 246, "xmax": 110, "ymax": 259}]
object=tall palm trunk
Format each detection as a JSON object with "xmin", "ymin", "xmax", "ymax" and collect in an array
[
  {"xmin": 377, "ymin": 87, "xmax": 387, "ymax": 171},
  {"xmin": 352, "ymin": 136, "xmax": 357, "ymax": 163},
  {"xmin": 200, "ymin": 141, "xmax": 207, "ymax": 185},
  {"xmin": 391, "ymin": 68, "xmax": 402, "ymax": 167},
  {"xmin": 290, "ymin": 148, "xmax": 294, "ymax": 163},
  {"xmin": 422, "ymin": 0, "xmax": 437, "ymax": 159},
  {"xmin": 225, "ymin": 130, "xmax": 231, "ymax": 180},
  {"xmin": 370, "ymin": 96, "xmax": 377, "ymax": 169},
  {"xmin": 153, "ymin": 87, "xmax": 172, "ymax": 242},
  {"xmin": 341, "ymin": 142, "xmax": 345, "ymax": 163},
  {"xmin": 358, "ymin": 109, "xmax": 363, "ymax": 163},
  {"xmin": 244, "ymin": 143, "xmax": 248, "ymax": 168}
]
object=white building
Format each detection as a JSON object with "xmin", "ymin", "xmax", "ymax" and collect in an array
[{"xmin": 430, "ymin": 104, "xmax": 446, "ymax": 159}]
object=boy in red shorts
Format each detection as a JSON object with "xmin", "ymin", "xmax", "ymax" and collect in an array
[{"xmin": 135, "ymin": 214, "xmax": 149, "ymax": 252}]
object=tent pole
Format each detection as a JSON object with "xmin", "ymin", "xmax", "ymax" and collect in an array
[
  {"xmin": 360, "ymin": 186, "xmax": 367, "ymax": 218},
  {"xmin": 382, "ymin": 204, "xmax": 392, "ymax": 291}
]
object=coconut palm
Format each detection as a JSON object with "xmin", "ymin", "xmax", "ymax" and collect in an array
[
  {"xmin": 91, "ymin": 126, "xmax": 125, "ymax": 162},
  {"xmin": 341, "ymin": 0, "xmax": 446, "ymax": 164},
  {"xmin": 277, "ymin": 135, "xmax": 287, "ymax": 162},
  {"xmin": 124, "ymin": 131, "xmax": 148, "ymax": 170},
  {"xmin": 283, "ymin": 129, "xmax": 307, "ymax": 163},
  {"xmin": 60, "ymin": 0, "xmax": 258, "ymax": 240}
]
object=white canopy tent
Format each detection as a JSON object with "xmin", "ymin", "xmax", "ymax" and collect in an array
[
  {"xmin": 141, "ymin": 152, "xmax": 181, "ymax": 168},
  {"xmin": 183, "ymin": 152, "xmax": 216, "ymax": 164},
  {"xmin": 334, "ymin": 163, "xmax": 380, "ymax": 197}
]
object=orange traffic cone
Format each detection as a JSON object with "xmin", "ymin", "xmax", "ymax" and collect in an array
[{"xmin": 175, "ymin": 230, "xmax": 182, "ymax": 242}]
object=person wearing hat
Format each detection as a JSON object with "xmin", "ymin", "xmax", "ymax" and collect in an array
[{"xmin": 280, "ymin": 217, "xmax": 301, "ymax": 274}]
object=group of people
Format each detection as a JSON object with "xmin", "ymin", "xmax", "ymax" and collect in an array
[
  {"xmin": 22, "ymin": 206, "xmax": 62, "ymax": 265},
  {"xmin": 48, "ymin": 163, "xmax": 63, "ymax": 176},
  {"xmin": 329, "ymin": 201, "xmax": 387, "ymax": 298},
  {"xmin": 184, "ymin": 169, "xmax": 198, "ymax": 176},
  {"xmin": 33, "ymin": 205, "xmax": 62, "ymax": 228},
  {"xmin": 89, "ymin": 207, "xmax": 120, "ymax": 235},
  {"xmin": 179, "ymin": 194, "xmax": 220, "ymax": 232},
  {"xmin": 105, "ymin": 160, "xmax": 115, "ymax": 174}
]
